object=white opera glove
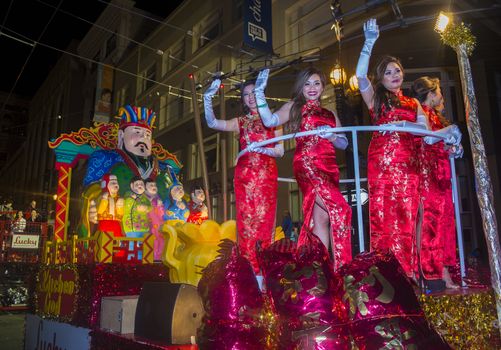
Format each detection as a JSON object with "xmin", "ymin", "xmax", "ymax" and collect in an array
[
  {"xmin": 254, "ymin": 69, "xmax": 280, "ymax": 127},
  {"xmin": 381, "ymin": 119, "xmax": 428, "ymax": 136},
  {"xmin": 252, "ymin": 144, "xmax": 284, "ymax": 158},
  {"xmin": 424, "ymin": 125, "xmax": 462, "ymax": 145},
  {"xmin": 356, "ymin": 18, "xmax": 379, "ymax": 92},
  {"xmin": 317, "ymin": 126, "xmax": 348, "ymax": 150},
  {"xmin": 203, "ymin": 79, "xmax": 227, "ymax": 130}
]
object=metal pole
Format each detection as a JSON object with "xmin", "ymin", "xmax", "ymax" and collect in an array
[
  {"xmin": 456, "ymin": 43, "xmax": 501, "ymax": 334},
  {"xmin": 189, "ymin": 75, "xmax": 211, "ymax": 219},
  {"xmin": 449, "ymin": 157, "xmax": 466, "ymax": 286},
  {"xmin": 220, "ymin": 86, "xmax": 228, "ymax": 221},
  {"xmin": 351, "ymin": 130, "xmax": 365, "ymax": 252}
]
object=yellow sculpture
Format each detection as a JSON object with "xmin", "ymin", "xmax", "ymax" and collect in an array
[{"xmin": 161, "ymin": 220, "xmax": 237, "ymax": 286}]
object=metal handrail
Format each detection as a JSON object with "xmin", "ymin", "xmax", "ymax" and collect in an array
[{"xmin": 239, "ymin": 125, "xmax": 466, "ymax": 282}]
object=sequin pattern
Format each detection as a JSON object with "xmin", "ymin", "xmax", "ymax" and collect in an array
[
  {"xmin": 234, "ymin": 113, "xmax": 278, "ymax": 273},
  {"xmin": 418, "ymin": 105, "xmax": 456, "ymax": 279},
  {"xmin": 368, "ymin": 91, "xmax": 420, "ymax": 277},
  {"xmin": 293, "ymin": 100, "xmax": 352, "ymax": 270}
]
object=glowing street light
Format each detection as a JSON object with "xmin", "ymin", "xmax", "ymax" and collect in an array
[
  {"xmin": 434, "ymin": 11, "xmax": 450, "ymax": 33},
  {"xmin": 348, "ymin": 74, "xmax": 359, "ymax": 92},
  {"xmin": 329, "ymin": 65, "xmax": 346, "ymax": 86}
]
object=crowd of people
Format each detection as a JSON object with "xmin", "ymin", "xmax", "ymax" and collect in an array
[
  {"xmin": 0, "ymin": 198, "xmax": 44, "ymax": 235},
  {"xmin": 203, "ymin": 18, "xmax": 463, "ymax": 291}
]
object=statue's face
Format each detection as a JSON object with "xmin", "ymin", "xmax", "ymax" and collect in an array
[
  {"xmin": 145, "ymin": 182, "xmax": 158, "ymax": 196},
  {"xmin": 170, "ymin": 185, "xmax": 184, "ymax": 201},
  {"xmin": 107, "ymin": 175, "xmax": 119, "ymax": 195},
  {"xmin": 130, "ymin": 179, "xmax": 145, "ymax": 195},
  {"xmin": 191, "ymin": 189, "xmax": 205, "ymax": 204},
  {"xmin": 121, "ymin": 126, "xmax": 152, "ymax": 156}
]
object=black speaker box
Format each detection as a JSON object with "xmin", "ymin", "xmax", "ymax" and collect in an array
[{"xmin": 134, "ymin": 282, "xmax": 204, "ymax": 344}]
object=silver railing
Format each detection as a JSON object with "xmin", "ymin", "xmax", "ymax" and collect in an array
[{"xmin": 238, "ymin": 125, "xmax": 466, "ymax": 284}]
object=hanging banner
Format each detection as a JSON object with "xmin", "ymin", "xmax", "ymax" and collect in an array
[{"xmin": 243, "ymin": 0, "xmax": 273, "ymax": 54}]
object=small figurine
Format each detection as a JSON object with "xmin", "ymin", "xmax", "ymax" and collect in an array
[
  {"xmin": 97, "ymin": 174, "xmax": 124, "ymax": 238},
  {"xmin": 165, "ymin": 182, "xmax": 190, "ymax": 222},
  {"xmin": 187, "ymin": 185, "xmax": 208, "ymax": 225},
  {"xmin": 145, "ymin": 178, "xmax": 165, "ymax": 261},
  {"xmin": 123, "ymin": 177, "xmax": 152, "ymax": 259}
]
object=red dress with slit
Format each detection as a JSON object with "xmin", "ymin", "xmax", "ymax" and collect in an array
[
  {"xmin": 368, "ymin": 91, "xmax": 421, "ymax": 277},
  {"xmin": 419, "ymin": 105, "xmax": 456, "ymax": 280},
  {"xmin": 293, "ymin": 100, "xmax": 352, "ymax": 270},
  {"xmin": 234, "ymin": 112, "xmax": 278, "ymax": 273}
]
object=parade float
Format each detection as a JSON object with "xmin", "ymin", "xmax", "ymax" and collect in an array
[{"xmin": 22, "ymin": 102, "xmax": 500, "ymax": 350}]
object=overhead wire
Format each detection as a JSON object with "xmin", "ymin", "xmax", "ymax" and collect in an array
[
  {"xmin": 37, "ymin": 0, "xmax": 243, "ymax": 85},
  {"xmin": 0, "ymin": 0, "xmax": 64, "ymax": 118},
  {"xmin": 1, "ymin": 25, "xmax": 288, "ymax": 106}
]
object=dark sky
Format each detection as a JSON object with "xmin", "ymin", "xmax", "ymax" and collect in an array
[{"xmin": 0, "ymin": 0, "xmax": 184, "ymax": 97}]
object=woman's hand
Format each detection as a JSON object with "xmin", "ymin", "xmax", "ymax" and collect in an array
[{"xmin": 363, "ymin": 18, "xmax": 379, "ymax": 45}]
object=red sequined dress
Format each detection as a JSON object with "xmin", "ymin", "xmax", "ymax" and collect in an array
[
  {"xmin": 234, "ymin": 112, "xmax": 278, "ymax": 273},
  {"xmin": 293, "ymin": 99, "xmax": 352, "ymax": 270},
  {"xmin": 419, "ymin": 105, "xmax": 456, "ymax": 280},
  {"xmin": 368, "ymin": 91, "xmax": 421, "ymax": 277}
]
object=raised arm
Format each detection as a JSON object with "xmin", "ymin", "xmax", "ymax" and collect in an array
[
  {"xmin": 356, "ymin": 18, "xmax": 379, "ymax": 109},
  {"xmin": 254, "ymin": 69, "xmax": 292, "ymax": 127},
  {"xmin": 203, "ymin": 79, "xmax": 239, "ymax": 132}
]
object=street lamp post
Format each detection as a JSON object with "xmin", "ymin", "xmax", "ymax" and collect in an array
[{"xmin": 436, "ymin": 13, "xmax": 501, "ymax": 334}]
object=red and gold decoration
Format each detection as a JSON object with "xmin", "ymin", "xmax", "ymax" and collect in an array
[
  {"xmin": 54, "ymin": 165, "xmax": 72, "ymax": 242},
  {"xmin": 420, "ymin": 289, "xmax": 501, "ymax": 349},
  {"xmin": 35, "ymin": 264, "xmax": 79, "ymax": 321},
  {"xmin": 197, "ymin": 240, "xmax": 266, "ymax": 350},
  {"xmin": 258, "ymin": 235, "xmax": 351, "ymax": 349},
  {"xmin": 49, "ymin": 121, "xmax": 181, "ymax": 165},
  {"xmin": 335, "ymin": 250, "xmax": 451, "ymax": 349}
]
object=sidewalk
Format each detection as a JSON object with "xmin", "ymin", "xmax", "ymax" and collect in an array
[{"xmin": 0, "ymin": 312, "xmax": 25, "ymax": 349}]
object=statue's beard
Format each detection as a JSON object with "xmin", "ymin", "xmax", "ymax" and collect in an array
[{"xmin": 123, "ymin": 148, "xmax": 152, "ymax": 170}]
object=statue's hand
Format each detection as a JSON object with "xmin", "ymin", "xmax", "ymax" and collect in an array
[{"xmin": 116, "ymin": 198, "xmax": 124, "ymax": 207}]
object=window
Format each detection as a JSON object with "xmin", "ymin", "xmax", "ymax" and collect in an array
[
  {"xmin": 163, "ymin": 39, "xmax": 186, "ymax": 74},
  {"xmin": 284, "ymin": 0, "xmax": 334, "ymax": 56},
  {"xmin": 211, "ymin": 195, "xmax": 219, "ymax": 222},
  {"xmin": 289, "ymin": 182, "xmax": 303, "ymax": 224},
  {"xmin": 229, "ymin": 192, "xmax": 236, "ymax": 220},
  {"xmin": 164, "ymin": 84, "xmax": 186, "ymax": 127},
  {"xmin": 196, "ymin": 11, "xmax": 222, "ymax": 51},
  {"xmin": 232, "ymin": 0, "xmax": 243, "ymax": 23},
  {"xmin": 115, "ymin": 86, "xmax": 129, "ymax": 111},
  {"xmin": 138, "ymin": 64, "xmax": 157, "ymax": 95},
  {"xmin": 189, "ymin": 134, "xmax": 220, "ymax": 179},
  {"xmin": 106, "ymin": 33, "xmax": 117, "ymax": 57}
]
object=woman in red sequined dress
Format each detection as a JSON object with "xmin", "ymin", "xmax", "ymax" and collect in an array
[
  {"xmin": 356, "ymin": 19, "xmax": 430, "ymax": 278},
  {"xmin": 412, "ymin": 76, "xmax": 462, "ymax": 288},
  {"xmin": 203, "ymin": 79, "xmax": 284, "ymax": 273},
  {"xmin": 255, "ymin": 68, "xmax": 352, "ymax": 269}
]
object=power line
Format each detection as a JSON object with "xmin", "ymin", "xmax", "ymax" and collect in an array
[
  {"xmin": 0, "ymin": 0, "xmax": 64, "ymax": 119},
  {"xmin": 2, "ymin": 25, "xmax": 288, "ymax": 107},
  {"xmin": 95, "ymin": 0, "xmax": 254, "ymax": 58}
]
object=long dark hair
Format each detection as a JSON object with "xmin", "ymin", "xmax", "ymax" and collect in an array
[
  {"xmin": 411, "ymin": 76, "xmax": 450, "ymax": 127},
  {"xmin": 372, "ymin": 56, "xmax": 403, "ymax": 121},
  {"xmin": 240, "ymin": 79, "xmax": 256, "ymax": 115},
  {"xmin": 286, "ymin": 67, "xmax": 326, "ymax": 133}
]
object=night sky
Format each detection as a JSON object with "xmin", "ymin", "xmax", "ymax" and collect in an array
[{"xmin": 0, "ymin": 0, "xmax": 184, "ymax": 97}]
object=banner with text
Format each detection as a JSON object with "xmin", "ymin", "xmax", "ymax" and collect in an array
[
  {"xmin": 243, "ymin": 0, "xmax": 273, "ymax": 54},
  {"xmin": 25, "ymin": 314, "xmax": 91, "ymax": 350},
  {"xmin": 36, "ymin": 265, "xmax": 79, "ymax": 321},
  {"xmin": 11, "ymin": 234, "xmax": 40, "ymax": 249}
]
